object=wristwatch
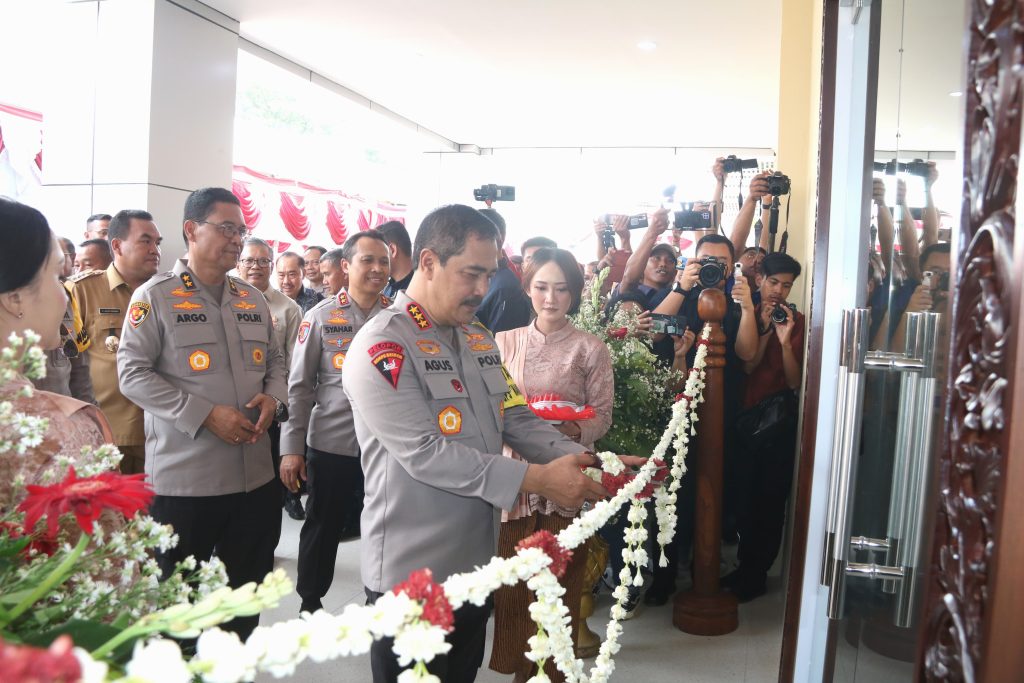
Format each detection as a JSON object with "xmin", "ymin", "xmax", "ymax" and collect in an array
[
  {"xmin": 671, "ymin": 281, "xmax": 686, "ymax": 296},
  {"xmin": 271, "ymin": 395, "xmax": 289, "ymax": 423}
]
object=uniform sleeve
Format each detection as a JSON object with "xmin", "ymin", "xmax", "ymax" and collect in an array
[
  {"xmin": 68, "ymin": 351, "xmax": 97, "ymax": 406},
  {"xmin": 345, "ymin": 330, "xmax": 529, "ymax": 511},
  {"xmin": 116, "ymin": 285, "xmax": 213, "ymax": 438},
  {"xmin": 262, "ymin": 304, "xmax": 288, "ymax": 403},
  {"xmin": 502, "ymin": 405, "xmax": 586, "ymax": 463},
  {"xmin": 283, "ymin": 300, "xmax": 302, "ymax": 362},
  {"xmin": 578, "ymin": 339, "xmax": 613, "ymax": 447},
  {"xmin": 280, "ymin": 312, "xmax": 320, "ymax": 455}
]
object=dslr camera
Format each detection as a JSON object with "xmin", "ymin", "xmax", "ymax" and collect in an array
[
  {"xmin": 696, "ymin": 256, "xmax": 727, "ymax": 288},
  {"xmin": 473, "ymin": 184, "xmax": 516, "ymax": 202},
  {"xmin": 721, "ymin": 155, "xmax": 759, "ymax": 174},
  {"xmin": 766, "ymin": 171, "xmax": 791, "ymax": 196},
  {"xmin": 676, "ymin": 256, "xmax": 728, "ymax": 288},
  {"xmin": 770, "ymin": 302, "xmax": 798, "ymax": 324},
  {"xmin": 673, "ymin": 209, "xmax": 713, "ymax": 230},
  {"xmin": 650, "ymin": 313, "xmax": 687, "ymax": 336}
]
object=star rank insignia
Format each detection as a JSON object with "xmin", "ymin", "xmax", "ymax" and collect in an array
[
  {"xmin": 179, "ymin": 272, "xmax": 198, "ymax": 291},
  {"xmin": 407, "ymin": 303, "xmax": 431, "ymax": 330}
]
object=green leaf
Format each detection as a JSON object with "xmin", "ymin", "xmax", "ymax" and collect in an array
[{"xmin": 23, "ymin": 619, "xmax": 133, "ymax": 657}]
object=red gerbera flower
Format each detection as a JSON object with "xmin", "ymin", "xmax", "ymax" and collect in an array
[
  {"xmin": 18, "ymin": 467, "xmax": 153, "ymax": 538},
  {"xmin": 393, "ymin": 568, "xmax": 454, "ymax": 632},
  {"xmin": 608, "ymin": 327, "xmax": 628, "ymax": 340},
  {"xmin": 516, "ymin": 530, "xmax": 573, "ymax": 578}
]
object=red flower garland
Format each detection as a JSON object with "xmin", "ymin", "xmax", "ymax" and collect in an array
[
  {"xmin": 393, "ymin": 568, "xmax": 454, "ymax": 632},
  {"xmin": 18, "ymin": 468, "xmax": 154, "ymax": 538},
  {"xmin": 516, "ymin": 530, "xmax": 573, "ymax": 578}
]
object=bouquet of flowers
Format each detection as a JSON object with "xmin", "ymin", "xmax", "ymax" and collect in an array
[
  {"xmin": 572, "ymin": 270, "xmax": 681, "ymax": 458},
  {"xmin": 0, "ymin": 332, "xmax": 291, "ymax": 680}
]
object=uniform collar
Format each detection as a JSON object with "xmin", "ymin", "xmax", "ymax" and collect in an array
[
  {"xmin": 106, "ymin": 263, "xmax": 128, "ymax": 291},
  {"xmin": 174, "ymin": 258, "xmax": 240, "ymax": 306}
]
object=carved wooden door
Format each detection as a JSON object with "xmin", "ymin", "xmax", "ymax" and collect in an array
[{"xmin": 916, "ymin": 1, "xmax": 1024, "ymax": 681}]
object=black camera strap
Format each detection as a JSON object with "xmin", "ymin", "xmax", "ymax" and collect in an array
[{"xmin": 780, "ymin": 192, "xmax": 792, "ymax": 253}]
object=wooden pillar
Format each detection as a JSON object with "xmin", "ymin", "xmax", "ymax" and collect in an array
[{"xmin": 673, "ymin": 287, "xmax": 739, "ymax": 635}]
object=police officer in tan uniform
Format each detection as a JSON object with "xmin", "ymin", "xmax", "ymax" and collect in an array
[
  {"xmin": 117, "ymin": 187, "xmax": 287, "ymax": 640},
  {"xmin": 280, "ymin": 232, "xmax": 391, "ymax": 614},
  {"xmin": 69, "ymin": 209, "xmax": 162, "ymax": 474},
  {"xmin": 345, "ymin": 204, "xmax": 634, "ymax": 683}
]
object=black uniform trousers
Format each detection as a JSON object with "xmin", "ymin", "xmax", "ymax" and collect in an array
[
  {"xmin": 733, "ymin": 417, "xmax": 799, "ymax": 584},
  {"xmin": 366, "ymin": 589, "xmax": 492, "ymax": 683},
  {"xmin": 150, "ymin": 478, "xmax": 282, "ymax": 641},
  {"xmin": 296, "ymin": 446, "xmax": 364, "ymax": 611}
]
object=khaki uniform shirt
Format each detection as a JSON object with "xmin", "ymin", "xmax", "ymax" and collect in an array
[
  {"xmin": 280, "ymin": 289, "xmax": 390, "ymax": 457},
  {"xmin": 262, "ymin": 286, "xmax": 302, "ymax": 367},
  {"xmin": 117, "ymin": 259, "xmax": 287, "ymax": 496},
  {"xmin": 344, "ymin": 291, "xmax": 584, "ymax": 591},
  {"xmin": 68, "ymin": 264, "xmax": 144, "ymax": 445}
]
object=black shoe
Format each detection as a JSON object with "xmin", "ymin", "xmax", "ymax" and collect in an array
[
  {"xmin": 284, "ymin": 495, "xmax": 305, "ymax": 521},
  {"xmin": 300, "ymin": 600, "xmax": 323, "ymax": 614},
  {"xmin": 643, "ymin": 582, "xmax": 676, "ymax": 606},
  {"xmin": 730, "ymin": 581, "xmax": 767, "ymax": 603}
]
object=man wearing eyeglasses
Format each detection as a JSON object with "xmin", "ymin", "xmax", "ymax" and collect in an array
[
  {"xmin": 118, "ymin": 187, "xmax": 288, "ymax": 642},
  {"xmin": 238, "ymin": 236, "xmax": 305, "ymax": 521}
]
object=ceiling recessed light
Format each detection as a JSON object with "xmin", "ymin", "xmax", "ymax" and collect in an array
[
  {"xmin": 637, "ymin": 40, "xmax": 657, "ymax": 52},
  {"xmin": 949, "ymin": 91, "xmax": 963, "ymax": 97}
]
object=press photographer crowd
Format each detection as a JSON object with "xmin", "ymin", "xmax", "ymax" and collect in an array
[{"xmin": 0, "ymin": 152, "xmax": 950, "ymax": 683}]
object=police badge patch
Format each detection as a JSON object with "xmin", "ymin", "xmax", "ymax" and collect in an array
[
  {"xmin": 127, "ymin": 301, "xmax": 151, "ymax": 328},
  {"xmin": 368, "ymin": 341, "xmax": 405, "ymax": 389},
  {"xmin": 298, "ymin": 321, "xmax": 311, "ymax": 344}
]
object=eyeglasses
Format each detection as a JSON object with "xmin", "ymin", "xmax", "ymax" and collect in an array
[
  {"xmin": 239, "ymin": 257, "xmax": 272, "ymax": 268},
  {"xmin": 197, "ymin": 220, "xmax": 249, "ymax": 239}
]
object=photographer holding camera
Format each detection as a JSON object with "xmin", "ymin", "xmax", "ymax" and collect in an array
[
  {"xmin": 642, "ymin": 233, "xmax": 758, "ymax": 605},
  {"xmin": 615, "ymin": 207, "xmax": 678, "ymax": 310},
  {"xmin": 724, "ymin": 252, "xmax": 804, "ymax": 602}
]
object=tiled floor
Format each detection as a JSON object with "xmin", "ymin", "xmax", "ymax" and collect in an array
[{"xmin": 256, "ymin": 513, "xmax": 785, "ymax": 683}]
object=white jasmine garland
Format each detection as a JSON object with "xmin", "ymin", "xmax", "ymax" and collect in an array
[{"xmin": 109, "ymin": 324, "xmax": 714, "ymax": 683}]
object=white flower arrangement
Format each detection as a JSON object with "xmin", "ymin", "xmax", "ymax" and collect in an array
[{"xmin": 68, "ymin": 326, "xmax": 713, "ymax": 682}]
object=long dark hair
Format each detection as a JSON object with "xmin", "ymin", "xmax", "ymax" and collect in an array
[{"xmin": 0, "ymin": 198, "xmax": 53, "ymax": 293}]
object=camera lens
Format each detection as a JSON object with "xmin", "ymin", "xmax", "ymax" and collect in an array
[
  {"xmin": 698, "ymin": 261, "xmax": 725, "ymax": 288},
  {"xmin": 771, "ymin": 305, "xmax": 788, "ymax": 324}
]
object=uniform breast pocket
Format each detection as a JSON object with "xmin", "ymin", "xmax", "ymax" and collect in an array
[
  {"xmin": 481, "ymin": 367, "xmax": 512, "ymax": 431},
  {"xmin": 238, "ymin": 324, "xmax": 269, "ymax": 373},
  {"xmin": 172, "ymin": 324, "xmax": 220, "ymax": 376},
  {"xmin": 423, "ymin": 373, "xmax": 471, "ymax": 439}
]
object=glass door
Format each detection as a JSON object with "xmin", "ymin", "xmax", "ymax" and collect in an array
[{"xmin": 792, "ymin": 1, "xmax": 966, "ymax": 681}]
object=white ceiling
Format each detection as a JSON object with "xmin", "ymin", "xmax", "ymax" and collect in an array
[{"xmin": 203, "ymin": 0, "xmax": 784, "ymax": 149}]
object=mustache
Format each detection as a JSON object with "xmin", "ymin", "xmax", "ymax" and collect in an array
[{"xmin": 461, "ymin": 297, "xmax": 484, "ymax": 308}]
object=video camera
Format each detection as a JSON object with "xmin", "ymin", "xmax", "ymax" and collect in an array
[
  {"xmin": 872, "ymin": 159, "xmax": 930, "ymax": 178},
  {"xmin": 721, "ymin": 155, "xmax": 759, "ymax": 174},
  {"xmin": 473, "ymin": 184, "xmax": 516, "ymax": 202}
]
